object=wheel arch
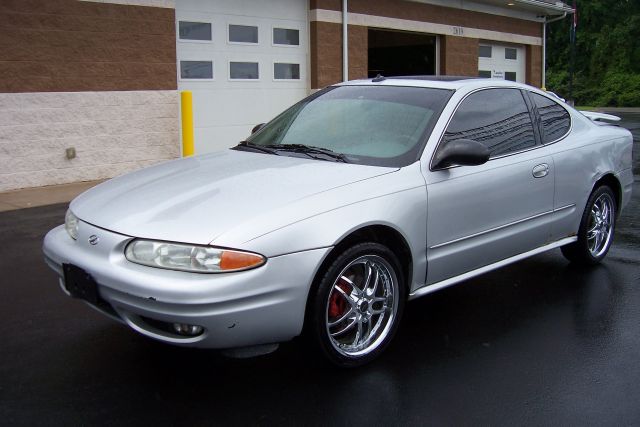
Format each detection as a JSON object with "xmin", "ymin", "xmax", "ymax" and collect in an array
[
  {"xmin": 593, "ymin": 173, "xmax": 622, "ymax": 217},
  {"xmin": 302, "ymin": 224, "xmax": 414, "ymax": 331}
]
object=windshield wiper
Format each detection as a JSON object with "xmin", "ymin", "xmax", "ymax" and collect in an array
[
  {"xmin": 233, "ymin": 141, "xmax": 280, "ymax": 155},
  {"xmin": 264, "ymin": 144, "xmax": 349, "ymax": 163}
]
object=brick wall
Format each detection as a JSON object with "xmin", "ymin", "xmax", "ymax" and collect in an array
[
  {"xmin": 348, "ymin": 25, "xmax": 368, "ymax": 80},
  {"xmin": 0, "ymin": 0, "xmax": 176, "ymax": 93},
  {"xmin": 310, "ymin": 21, "xmax": 343, "ymax": 89},
  {"xmin": 526, "ymin": 45, "xmax": 543, "ymax": 88},
  {"xmin": 440, "ymin": 36, "xmax": 479, "ymax": 77}
]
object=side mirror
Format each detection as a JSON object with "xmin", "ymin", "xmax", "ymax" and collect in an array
[
  {"xmin": 432, "ymin": 139, "xmax": 490, "ymax": 169},
  {"xmin": 251, "ymin": 123, "xmax": 265, "ymax": 134}
]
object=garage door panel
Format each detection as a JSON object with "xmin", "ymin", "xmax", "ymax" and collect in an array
[
  {"xmin": 177, "ymin": 0, "xmax": 307, "ymax": 21},
  {"xmin": 195, "ymin": 125, "xmax": 255, "ymax": 154},
  {"xmin": 177, "ymin": 0, "xmax": 309, "ymax": 155},
  {"xmin": 191, "ymin": 89, "xmax": 271, "ymax": 126},
  {"xmin": 188, "ymin": 88, "xmax": 307, "ymax": 127},
  {"xmin": 478, "ymin": 43, "xmax": 525, "ymax": 83}
]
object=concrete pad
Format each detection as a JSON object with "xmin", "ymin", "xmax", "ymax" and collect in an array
[{"xmin": 0, "ymin": 180, "xmax": 104, "ymax": 212}]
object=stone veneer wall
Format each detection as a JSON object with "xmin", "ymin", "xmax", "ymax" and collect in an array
[
  {"xmin": 0, "ymin": 91, "xmax": 179, "ymax": 192},
  {"xmin": 0, "ymin": 0, "xmax": 179, "ymax": 191}
]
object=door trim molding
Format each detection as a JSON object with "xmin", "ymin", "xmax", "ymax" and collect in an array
[
  {"xmin": 429, "ymin": 203, "xmax": 575, "ymax": 249},
  {"xmin": 411, "ymin": 235, "xmax": 577, "ymax": 300}
]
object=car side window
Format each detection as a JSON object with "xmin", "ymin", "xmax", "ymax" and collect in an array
[
  {"xmin": 530, "ymin": 92, "xmax": 571, "ymax": 143},
  {"xmin": 441, "ymin": 88, "xmax": 536, "ymax": 157}
]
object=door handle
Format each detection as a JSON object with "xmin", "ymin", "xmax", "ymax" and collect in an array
[{"xmin": 532, "ymin": 163, "xmax": 549, "ymax": 178}]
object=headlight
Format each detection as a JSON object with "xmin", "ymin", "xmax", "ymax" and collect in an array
[
  {"xmin": 65, "ymin": 209, "xmax": 79, "ymax": 240},
  {"xmin": 124, "ymin": 239, "xmax": 266, "ymax": 273}
]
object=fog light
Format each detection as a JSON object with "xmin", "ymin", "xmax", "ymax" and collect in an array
[{"xmin": 172, "ymin": 323, "xmax": 204, "ymax": 336}]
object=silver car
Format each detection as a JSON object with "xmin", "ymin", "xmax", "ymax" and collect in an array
[{"xmin": 43, "ymin": 77, "xmax": 634, "ymax": 366}]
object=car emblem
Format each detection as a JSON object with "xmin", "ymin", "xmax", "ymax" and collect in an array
[{"xmin": 88, "ymin": 235, "xmax": 100, "ymax": 245}]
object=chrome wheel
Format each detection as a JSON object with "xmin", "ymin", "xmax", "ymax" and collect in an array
[
  {"xmin": 325, "ymin": 255, "xmax": 399, "ymax": 357},
  {"xmin": 587, "ymin": 193, "xmax": 614, "ymax": 258},
  {"xmin": 561, "ymin": 185, "xmax": 617, "ymax": 265}
]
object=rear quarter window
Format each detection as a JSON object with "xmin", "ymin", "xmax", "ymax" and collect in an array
[{"xmin": 530, "ymin": 93, "xmax": 571, "ymax": 143}]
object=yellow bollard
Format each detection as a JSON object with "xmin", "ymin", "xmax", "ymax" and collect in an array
[{"xmin": 181, "ymin": 91, "xmax": 195, "ymax": 157}]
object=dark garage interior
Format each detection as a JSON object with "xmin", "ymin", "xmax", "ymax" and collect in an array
[{"xmin": 368, "ymin": 28, "xmax": 437, "ymax": 77}]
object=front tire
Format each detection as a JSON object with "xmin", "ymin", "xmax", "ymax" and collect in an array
[
  {"xmin": 309, "ymin": 242, "xmax": 405, "ymax": 367},
  {"xmin": 561, "ymin": 185, "xmax": 617, "ymax": 265}
]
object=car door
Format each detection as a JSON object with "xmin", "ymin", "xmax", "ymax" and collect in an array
[
  {"xmin": 423, "ymin": 88, "xmax": 555, "ymax": 285},
  {"xmin": 526, "ymin": 91, "xmax": 577, "ymax": 242}
]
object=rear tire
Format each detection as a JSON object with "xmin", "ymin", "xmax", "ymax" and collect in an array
[
  {"xmin": 561, "ymin": 185, "xmax": 617, "ymax": 265},
  {"xmin": 309, "ymin": 242, "xmax": 405, "ymax": 367}
]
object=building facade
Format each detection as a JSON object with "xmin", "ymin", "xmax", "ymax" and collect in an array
[{"xmin": 0, "ymin": 0, "xmax": 571, "ymax": 191}]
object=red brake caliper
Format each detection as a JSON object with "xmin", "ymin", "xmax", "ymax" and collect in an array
[{"xmin": 328, "ymin": 279, "xmax": 351, "ymax": 319}]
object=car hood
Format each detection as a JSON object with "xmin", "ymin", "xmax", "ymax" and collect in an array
[{"xmin": 71, "ymin": 150, "xmax": 397, "ymax": 245}]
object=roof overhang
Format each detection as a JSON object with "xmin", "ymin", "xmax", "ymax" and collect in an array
[
  {"xmin": 407, "ymin": 0, "xmax": 573, "ymax": 20},
  {"xmin": 486, "ymin": 0, "xmax": 574, "ymax": 15}
]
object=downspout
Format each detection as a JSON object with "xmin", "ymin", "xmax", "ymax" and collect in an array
[
  {"xmin": 342, "ymin": 0, "xmax": 348, "ymax": 82},
  {"xmin": 542, "ymin": 12, "xmax": 567, "ymax": 89},
  {"xmin": 542, "ymin": 22, "xmax": 546, "ymax": 89}
]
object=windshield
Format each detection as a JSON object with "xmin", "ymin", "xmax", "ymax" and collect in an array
[{"xmin": 243, "ymin": 85, "xmax": 453, "ymax": 167}]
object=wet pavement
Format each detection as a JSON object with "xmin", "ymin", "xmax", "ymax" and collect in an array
[{"xmin": 0, "ymin": 116, "xmax": 638, "ymax": 425}]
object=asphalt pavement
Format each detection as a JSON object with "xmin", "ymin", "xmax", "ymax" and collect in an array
[{"xmin": 0, "ymin": 113, "xmax": 638, "ymax": 426}]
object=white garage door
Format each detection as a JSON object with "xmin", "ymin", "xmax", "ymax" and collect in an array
[
  {"xmin": 478, "ymin": 43, "xmax": 526, "ymax": 83},
  {"xmin": 176, "ymin": 0, "xmax": 309, "ymax": 154}
]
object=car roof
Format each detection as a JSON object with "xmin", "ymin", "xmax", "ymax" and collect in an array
[{"xmin": 338, "ymin": 75, "xmax": 535, "ymax": 91}]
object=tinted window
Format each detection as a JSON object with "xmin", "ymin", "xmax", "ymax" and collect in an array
[
  {"xmin": 273, "ymin": 28, "xmax": 299, "ymax": 45},
  {"xmin": 505, "ymin": 71, "xmax": 517, "ymax": 82},
  {"xmin": 478, "ymin": 70, "xmax": 491, "ymax": 78},
  {"xmin": 274, "ymin": 63, "xmax": 300, "ymax": 79},
  {"xmin": 479, "ymin": 45, "xmax": 492, "ymax": 58},
  {"xmin": 505, "ymin": 48, "xmax": 517, "ymax": 60},
  {"xmin": 442, "ymin": 88, "xmax": 536, "ymax": 157},
  {"xmin": 180, "ymin": 61, "xmax": 213, "ymax": 79},
  {"xmin": 230, "ymin": 62, "xmax": 259, "ymax": 79},
  {"xmin": 179, "ymin": 21, "xmax": 211, "ymax": 41},
  {"xmin": 530, "ymin": 93, "xmax": 571, "ymax": 143},
  {"xmin": 229, "ymin": 25, "xmax": 258, "ymax": 43}
]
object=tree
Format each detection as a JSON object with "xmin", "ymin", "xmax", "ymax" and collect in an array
[{"xmin": 546, "ymin": 0, "xmax": 640, "ymax": 106}]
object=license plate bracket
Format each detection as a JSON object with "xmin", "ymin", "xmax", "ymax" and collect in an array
[{"xmin": 63, "ymin": 264, "xmax": 99, "ymax": 305}]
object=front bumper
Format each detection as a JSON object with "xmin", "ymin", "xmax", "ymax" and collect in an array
[{"xmin": 43, "ymin": 222, "xmax": 330, "ymax": 349}]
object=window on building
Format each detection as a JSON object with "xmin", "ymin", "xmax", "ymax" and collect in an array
[
  {"xmin": 273, "ymin": 28, "xmax": 299, "ymax": 45},
  {"xmin": 178, "ymin": 21, "xmax": 212, "ymax": 41},
  {"xmin": 505, "ymin": 71, "xmax": 517, "ymax": 81},
  {"xmin": 478, "ymin": 70, "xmax": 492, "ymax": 78},
  {"xmin": 505, "ymin": 48, "xmax": 518, "ymax": 60},
  {"xmin": 180, "ymin": 61, "xmax": 213, "ymax": 79},
  {"xmin": 530, "ymin": 93, "xmax": 571, "ymax": 143},
  {"xmin": 274, "ymin": 63, "xmax": 300, "ymax": 80},
  {"xmin": 479, "ymin": 45, "xmax": 492, "ymax": 58},
  {"xmin": 230, "ymin": 62, "xmax": 259, "ymax": 79},
  {"xmin": 229, "ymin": 25, "xmax": 258, "ymax": 43},
  {"xmin": 441, "ymin": 88, "xmax": 536, "ymax": 157}
]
